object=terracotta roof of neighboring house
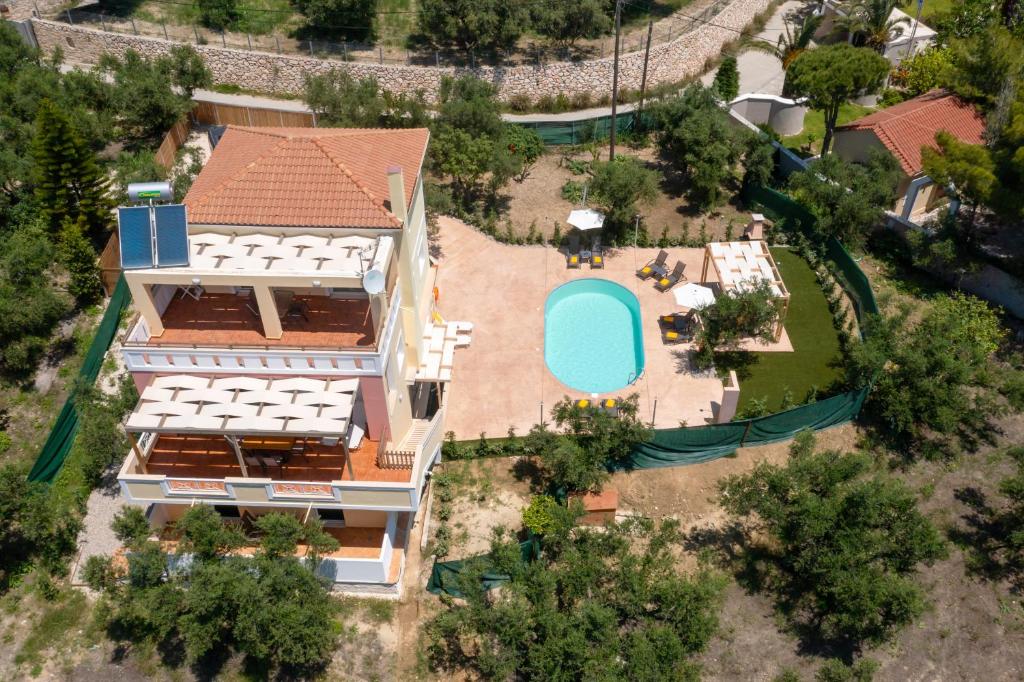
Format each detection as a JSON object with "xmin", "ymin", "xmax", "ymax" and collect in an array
[
  {"xmin": 836, "ymin": 90, "xmax": 985, "ymax": 176},
  {"xmin": 184, "ymin": 126, "xmax": 430, "ymax": 228}
]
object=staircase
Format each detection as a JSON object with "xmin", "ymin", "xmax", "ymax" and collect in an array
[{"xmin": 377, "ymin": 418, "xmax": 432, "ymax": 469}]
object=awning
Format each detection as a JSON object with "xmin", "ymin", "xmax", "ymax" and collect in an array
[
  {"xmin": 567, "ymin": 209, "xmax": 605, "ymax": 231},
  {"xmin": 126, "ymin": 375, "xmax": 359, "ymax": 437}
]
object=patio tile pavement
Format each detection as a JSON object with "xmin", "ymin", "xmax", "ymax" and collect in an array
[{"xmin": 433, "ymin": 218, "xmax": 793, "ymax": 438}]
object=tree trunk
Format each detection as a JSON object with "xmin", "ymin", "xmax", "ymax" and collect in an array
[{"xmin": 821, "ymin": 103, "xmax": 840, "ymax": 155}]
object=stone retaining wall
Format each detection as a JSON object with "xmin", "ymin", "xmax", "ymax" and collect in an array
[{"xmin": 30, "ymin": 0, "xmax": 769, "ymax": 102}]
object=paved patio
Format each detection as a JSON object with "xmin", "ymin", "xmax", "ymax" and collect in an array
[{"xmin": 434, "ymin": 218, "xmax": 793, "ymax": 438}]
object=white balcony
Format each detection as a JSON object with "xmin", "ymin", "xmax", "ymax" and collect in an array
[{"xmin": 122, "ymin": 287, "xmax": 402, "ymax": 376}]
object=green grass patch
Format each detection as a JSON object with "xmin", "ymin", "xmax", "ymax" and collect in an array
[
  {"xmin": 781, "ymin": 102, "xmax": 875, "ymax": 157},
  {"xmin": 717, "ymin": 248, "xmax": 845, "ymax": 413},
  {"xmin": 14, "ymin": 590, "xmax": 88, "ymax": 670}
]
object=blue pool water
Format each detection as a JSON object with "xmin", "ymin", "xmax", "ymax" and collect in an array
[{"xmin": 544, "ymin": 279, "xmax": 645, "ymax": 394}]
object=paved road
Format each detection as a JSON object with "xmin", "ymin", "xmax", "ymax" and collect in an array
[{"xmin": 702, "ymin": 0, "xmax": 813, "ymax": 97}]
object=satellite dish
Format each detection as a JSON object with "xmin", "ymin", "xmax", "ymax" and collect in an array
[{"xmin": 362, "ymin": 268, "xmax": 385, "ymax": 295}]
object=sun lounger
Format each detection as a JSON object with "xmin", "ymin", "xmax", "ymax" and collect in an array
[
  {"xmin": 655, "ymin": 261, "xmax": 686, "ymax": 291},
  {"xmin": 567, "ymin": 235, "xmax": 582, "ymax": 269},
  {"xmin": 590, "ymin": 236, "xmax": 604, "ymax": 269},
  {"xmin": 636, "ymin": 249, "xmax": 668, "ymax": 279}
]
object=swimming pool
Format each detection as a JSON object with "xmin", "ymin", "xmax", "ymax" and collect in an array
[{"xmin": 544, "ymin": 279, "xmax": 645, "ymax": 394}]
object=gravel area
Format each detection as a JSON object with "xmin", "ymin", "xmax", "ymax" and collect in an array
[{"xmin": 71, "ymin": 466, "xmax": 131, "ymax": 586}]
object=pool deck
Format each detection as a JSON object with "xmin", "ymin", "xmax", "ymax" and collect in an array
[{"xmin": 434, "ymin": 218, "xmax": 793, "ymax": 438}]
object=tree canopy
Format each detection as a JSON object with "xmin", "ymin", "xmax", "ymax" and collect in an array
[
  {"xmin": 719, "ymin": 430, "xmax": 946, "ymax": 649},
  {"xmin": 652, "ymin": 84, "xmax": 774, "ymax": 210},
  {"xmin": 91, "ymin": 506, "xmax": 341, "ymax": 676},
  {"xmin": 694, "ymin": 280, "xmax": 781, "ymax": 368},
  {"xmin": 785, "ymin": 45, "xmax": 890, "ymax": 154},
  {"xmin": 847, "ymin": 292, "xmax": 1012, "ymax": 457},
  {"xmin": 587, "ymin": 156, "xmax": 660, "ymax": 236},
  {"xmin": 418, "ymin": 0, "xmax": 527, "ymax": 52},
  {"xmin": 304, "ymin": 70, "xmax": 429, "ymax": 128},
  {"xmin": 524, "ymin": 394, "xmax": 651, "ymax": 494},
  {"xmin": 788, "ymin": 151, "xmax": 900, "ymax": 247},
  {"xmin": 425, "ymin": 515, "xmax": 725, "ymax": 680}
]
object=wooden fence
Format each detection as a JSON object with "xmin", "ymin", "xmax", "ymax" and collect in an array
[
  {"xmin": 191, "ymin": 101, "xmax": 315, "ymax": 128},
  {"xmin": 99, "ymin": 232, "xmax": 121, "ymax": 296},
  {"xmin": 154, "ymin": 117, "xmax": 192, "ymax": 169}
]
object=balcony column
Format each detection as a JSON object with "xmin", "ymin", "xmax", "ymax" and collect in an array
[
  {"xmin": 342, "ymin": 440, "xmax": 355, "ymax": 481},
  {"xmin": 252, "ymin": 285, "xmax": 283, "ymax": 339},
  {"xmin": 126, "ymin": 279, "xmax": 164, "ymax": 336},
  {"xmin": 224, "ymin": 435, "xmax": 249, "ymax": 477},
  {"xmin": 129, "ymin": 432, "xmax": 148, "ymax": 474}
]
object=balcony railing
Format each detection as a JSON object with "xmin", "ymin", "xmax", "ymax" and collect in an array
[
  {"xmin": 121, "ymin": 288, "xmax": 402, "ymax": 376},
  {"xmin": 119, "ymin": 450, "xmax": 423, "ymax": 511}
]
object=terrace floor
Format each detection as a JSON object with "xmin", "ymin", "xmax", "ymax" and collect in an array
[
  {"xmin": 159, "ymin": 526, "xmax": 387, "ymax": 560},
  {"xmin": 143, "ymin": 434, "xmax": 411, "ymax": 483},
  {"xmin": 147, "ymin": 293, "xmax": 376, "ymax": 349},
  {"xmin": 434, "ymin": 218, "xmax": 794, "ymax": 437}
]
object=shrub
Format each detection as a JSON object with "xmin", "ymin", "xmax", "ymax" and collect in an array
[{"xmin": 521, "ymin": 495, "xmax": 559, "ymax": 535}]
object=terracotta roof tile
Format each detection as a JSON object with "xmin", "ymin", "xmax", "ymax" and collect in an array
[
  {"xmin": 836, "ymin": 90, "xmax": 985, "ymax": 176},
  {"xmin": 184, "ymin": 126, "xmax": 430, "ymax": 229}
]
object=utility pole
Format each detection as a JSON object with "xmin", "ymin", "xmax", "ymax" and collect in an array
[
  {"xmin": 904, "ymin": 0, "xmax": 924, "ymax": 61},
  {"xmin": 609, "ymin": 0, "xmax": 623, "ymax": 160},
  {"xmin": 637, "ymin": 19, "xmax": 654, "ymax": 125}
]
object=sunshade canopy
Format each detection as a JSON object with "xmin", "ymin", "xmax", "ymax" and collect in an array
[
  {"xmin": 126, "ymin": 375, "xmax": 359, "ymax": 437},
  {"xmin": 567, "ymin": 209, "xmax": 605, "ymax": 231},
  {"xmin": 673, "ymin": 282, "xmax": 716, "ymax": 309}
]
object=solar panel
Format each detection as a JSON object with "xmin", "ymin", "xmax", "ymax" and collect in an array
[
  {"xmin": 118, "ymin": 206, "xmax": 154, "ymax": 269},
  {"xmin": 154, "ymin": 204, "xmax": 189, "ymax": 267}
]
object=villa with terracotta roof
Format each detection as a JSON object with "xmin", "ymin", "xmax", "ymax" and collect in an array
[
  {"xmin": 832, "ymin": 90, "xmax": 986, "ymax": 221},
  {"xmin": 115, "ymin": 126, "xmax": 464, "ymax": 590}
]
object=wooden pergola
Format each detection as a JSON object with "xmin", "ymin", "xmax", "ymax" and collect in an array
[{"xmin": 700, "ymin": 240, "xmax": 790, "ymax": 342}]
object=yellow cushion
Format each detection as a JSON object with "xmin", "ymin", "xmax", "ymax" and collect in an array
[
  {"xmin": 593, "ymin": 256, "xmax": 603, "ymax": 265},
  {"xmin": 666, "ymin": 331, "xmax": 679, "ymax": 339},
  {"xmin": 569, "ymin": 256, "xmax": 578, "ymax": 264},
  {"xmin": 603, "ymin": 399, "xmax": 616, "ymax": 408},
  {"xmin": 577, "ymin": 399, "xmax": 590, "ymax": 408},
  {"xmin": 661, "ymin": 315, "xmax": 675, "ymax": 323},
  {"xmin": 658, "ymin": 278, "xmax": 670, "ymax": 286},
  {"xmin": 641, "ymin": 266, "xmax": 651, "ymax": 274}
]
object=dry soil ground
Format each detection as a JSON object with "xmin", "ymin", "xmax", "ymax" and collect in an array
[{"xmin": 500, "ymin": 146, "xmax": 751, "ymax": 243}]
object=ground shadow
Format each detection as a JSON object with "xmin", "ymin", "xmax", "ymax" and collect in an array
[{"xmin": 946, "ymin": 485, "xmax": 1023, "ymax": 591}]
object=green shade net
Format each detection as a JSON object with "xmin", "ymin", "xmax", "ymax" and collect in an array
[
  {"xmin": 426, "ymin": 537, "xmax": 541, "ymax": 598},
  {"xmin": 28, "ymin": 275, "xmax": 131, "ymax": 483},
  {"xmin": 514, "ymin": 110, "xmax": 640, "ymax": 145}
]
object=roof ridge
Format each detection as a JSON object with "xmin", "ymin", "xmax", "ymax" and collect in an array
[
  {"xmin": 187, "ymin": 130, "xmax": 292, "ymax": 214},
  {"xmin": 310, "ymin": 137, "xmax": 402, "ymax": 227}
]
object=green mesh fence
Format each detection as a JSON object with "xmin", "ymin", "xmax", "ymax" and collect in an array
[
  {"xmin": 514, "ymin": 110, "xmax": 640, "ymax": 146},
  {"xmin": 28, "ymin": 275, "xmax": 131, "ymax": 483},
  {"xmin": 620, "ymin": 185, "xmax": 877, "ymax": 466}
]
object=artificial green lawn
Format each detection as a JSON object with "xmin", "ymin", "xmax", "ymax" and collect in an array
[
  {"xmin": 781, "ymin": 102, "xmax": 875, "ymax": 157},
  {"xmin": 717, "ymin": 248, "xmax": 845, "ymax": 414}
]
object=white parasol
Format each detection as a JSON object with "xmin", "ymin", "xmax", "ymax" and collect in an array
[
  {"xmin": 673, "ymin": 282, "xmax": 716, "ymax": 309},
  {"xmin": 566, "ymin": 208, "xmax": 605, "ymax": 231}
]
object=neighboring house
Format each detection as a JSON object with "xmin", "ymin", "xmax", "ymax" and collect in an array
[
  {"xmin": 115, "ymin": 126, "xmax": 464, "ymax": 590},
  {"xmin": 816, "ymin": 0, "xmax": 936, "ymax": 64},
  {"xmin": 832, "ymin": 90, "xmax": 986, "ymax": 221}
]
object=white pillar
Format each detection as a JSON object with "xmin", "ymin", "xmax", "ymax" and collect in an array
[
  {"xmin": 126, "ymin": 278, "xmax": 164, "ymax": 336},
  {"xmin": 253, "ymin": 285, "xmax": 282, "ymax": 339},
  {"xmin": 717, "ymin": 371, "xmax": 741, "ymax": 424}
]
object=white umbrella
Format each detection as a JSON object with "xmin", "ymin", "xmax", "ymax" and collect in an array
[
  {"xmin": 567, "ymin": 208, "xmax": 605, "ymax": 231},
  {"xmin": 673, "ymin": 282, "xmax": 716, "ymax": 310}
]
